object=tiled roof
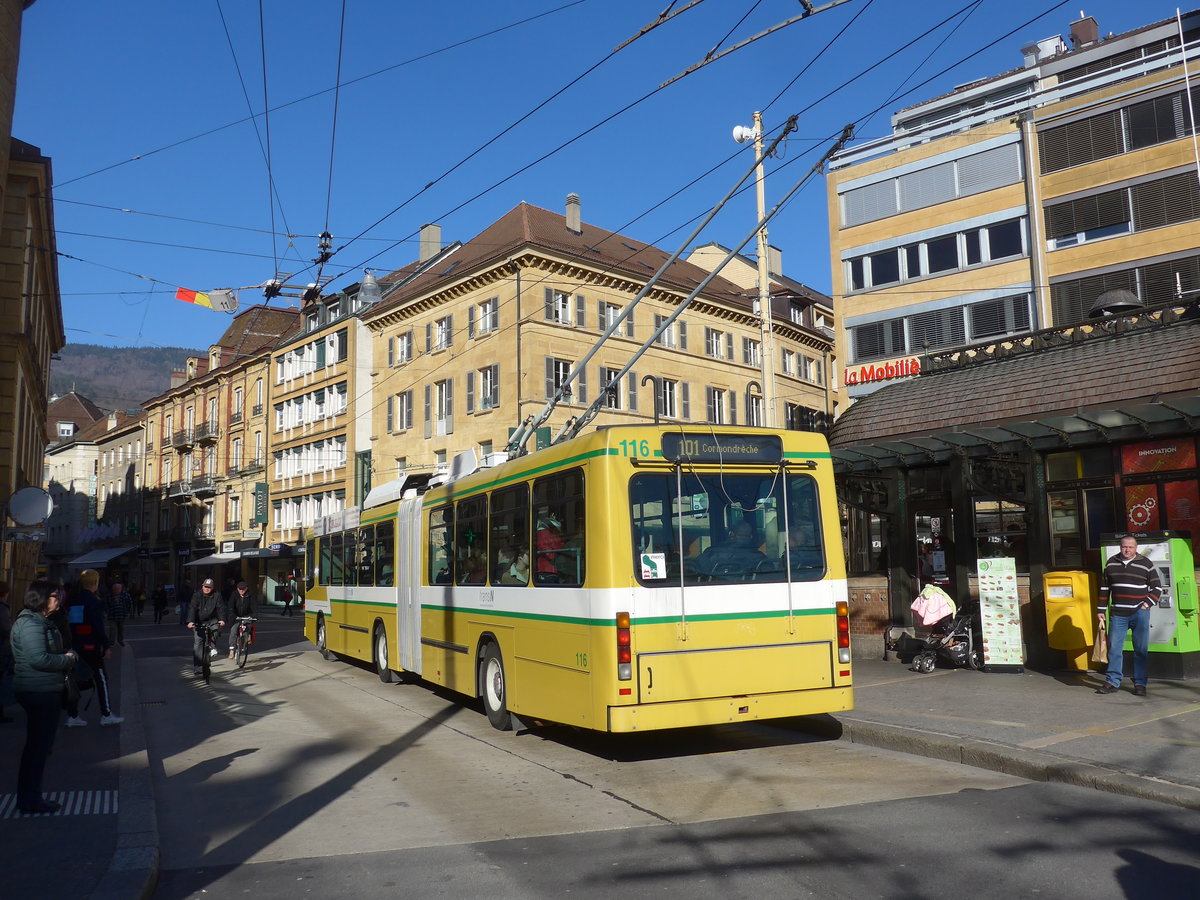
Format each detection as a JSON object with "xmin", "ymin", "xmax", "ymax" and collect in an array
[
  {"xmin": 830, "ymin": 316, "xmax": 1200, "ymax": 447},
  {"xmin": 374, "ymin": 202, "xmax": 752, "ymax": 314},
  {"xmin": 216, "ymin": 304, "xmax": 302, "ymax": 364},
  {"xmin": 46, "ymin": 391, "xmax": 105, "ymax": 441}
]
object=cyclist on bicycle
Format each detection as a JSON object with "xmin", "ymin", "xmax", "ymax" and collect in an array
[
  {"xmin": 227, "ymin": 581, "xmax": 257, "ymax": 659},
  {"xmin": 186, "ymin": 578, "xmax": 227, "ymax": 675}
]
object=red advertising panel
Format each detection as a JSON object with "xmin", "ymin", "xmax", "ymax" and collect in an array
[
  {"xmin": 1120, "ymin": 439, "xmax": 1197, "ymax": 474},
  {"xmin": 1124, "ymin": 484, "xmax": 1161, "ymax": 531},
  {"xmin": 1164, "ymin": 480, "xmax": 1200, "ymax": 533}
]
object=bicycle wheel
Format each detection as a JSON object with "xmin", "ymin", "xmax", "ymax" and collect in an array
[{"xmin": 235, "ymin": 629, "xmax": 248, "ymax": 668}]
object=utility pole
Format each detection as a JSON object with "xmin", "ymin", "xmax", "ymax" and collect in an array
[{"xmin": 741, "ymin": 111, "xmax": 776, "ymax": 426}]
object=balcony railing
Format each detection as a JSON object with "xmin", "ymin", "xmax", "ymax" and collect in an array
[
  {"xmin": 195, "ymin": 422, "xmax": 220, "ymax": 442},
  {"xmin": 190, "ymin": 475, "xmax": 217, "ymax": 497},
  {"xmin": 171, "ymin": 524, "xmax": 215, "ymax": 542},
  {"xmin": 239, "ymin": 456, "xmax": 265, "ymax": 475},
  {"xmin": 167, "ymin": 480, "xmax": 191, "ymax": 499},
  {"xmin": 230, "ymin": 410, "xmax": 244, "ymax": 425},
  {"xmin": 171, "ymin": 428, "xmax": 195, "ymax": 448},
  {"xmin": 252, "ymin": 403, "xmax": 264, "ymax": 417},
  {"xmin": 225, "ymin": 519, "xmax": 242, "ymax": 532}
]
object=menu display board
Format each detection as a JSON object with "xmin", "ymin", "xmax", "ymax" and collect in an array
[{"xmin": 977, "ymin": 557, "xmax": 1024, "ymax": 670}]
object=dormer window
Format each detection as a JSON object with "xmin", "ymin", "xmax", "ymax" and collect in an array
[
  {"xmin": 57, "ymin": 422, "xmax": 74, "ymax": 437},
  {"xmin": 210, "ymin": 349, "xmax": 221, "ymax": 369}
]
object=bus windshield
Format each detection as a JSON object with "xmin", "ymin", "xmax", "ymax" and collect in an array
[{"xmin": 630, "ymin": 472, "xmax": 824, "ymax": 585}]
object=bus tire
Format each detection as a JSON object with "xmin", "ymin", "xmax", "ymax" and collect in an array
[
  {"xmin": 316, "ymin": 615, "xmax": 335, "ymax": 661},
  {"xmin": 480, "ymin": 644, "xmax": 512, "ymax": 731},
  {"xmin": 374, "ymin": 624, "xmax": 399, "ymax": 684}
]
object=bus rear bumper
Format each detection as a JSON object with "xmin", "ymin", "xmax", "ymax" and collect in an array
[{"xmin": 606, "ymin": 686, "xmax": 853, "ymax": 733}]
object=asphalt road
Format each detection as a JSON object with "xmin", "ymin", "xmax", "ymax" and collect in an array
[{"xmin": 132, "ymin": 617, "xmax": 1200, "ymax": 899}]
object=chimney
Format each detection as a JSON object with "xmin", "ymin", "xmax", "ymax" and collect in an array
[
  {"xmin": 566, "ymin": 193, "xmax": 581, "ymax": 235},
  {"xmin": 767, "ymin": 245, "xmax": 782, "ymax": 276},
  {"xmin": 107, "ymin": 412, "xmax": 118, "ymax": 430},
  {"xmin": 419, "ymin": 223, "xmax": 442, "ymax": 263},
  {"xmin": 1070, "ymin": 14, "xmax": 1098, "ymax": 49}
]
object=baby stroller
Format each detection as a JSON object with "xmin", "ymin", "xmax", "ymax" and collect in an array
[{"xmin": 908, "ymin": 584, "xmax": 984, "ymax": 674}]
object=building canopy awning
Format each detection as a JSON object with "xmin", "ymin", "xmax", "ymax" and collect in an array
[
  {"xmin": 183, "ymin": 552, "xmax": 240, "ymax": 567},
  {"xmin": 67, "ymin": 546, "xmax": 139, "ymax": 568},
  {"xmin": 831, "ymin": 303, "xmax": 1200, "ymax": 472}
]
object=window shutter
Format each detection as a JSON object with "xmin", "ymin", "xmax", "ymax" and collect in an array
[
  {"xmin": 467, "ymin": 306, "xmax": 476, "ymax": 338},
  {"xmin": 898, "ymin": 161, "xmax": 955, "ymax": 212},
  {"xmin": 544, "ymin": 288, "xmax": 554, "ymax": 320},
  {"xmin": 681, "ymin": 382, "xmax": 690, "ymax": 419},
  {"xmin": 423, "ymin": 385, "xmax": 431, "ymax": 439},
  {"xmin": 578, "ymin": 366, "xmax": 588, "ymax": 405},
  {"xmin": 489, "ymin": 298, "xmax": 499, "ymax": 332},
  {"xmin": 425, "ymin": 323, "xmax": 432, "ymax": 353},
  {"xmin": 841, "ymin": 179, "xmax": 898, "ymax": 227},
  {"xmin": 956, "ymin": 144, "xmax": 1021, "ymax": 197},
  {"xmin": 730, "ymin": 391, "xmax": 737, "ymax": 425},
  {"xmin": 445, "ymin": 379, "xmax": 454, "ymax": 434},
  {"xmin": 679, "ymin": 321, "xmax": 687, "ymax": 350},
  {"xmin": 545, "ymin": 357, "xmax": 555, "ymax": 399},
  {"xmin": 466, "ymin": 371, "xmax": 475, "ymax": 414},
  {"xmin": 725, "ymin": 333, "xmax": 733, "ymax": 360},
  {"xmin": 446, "ymin": 315, "xmax": 453, "ymax": 347},
  {"xmin": 575, "ymin": 294, "xmax": 586, "ymax": 328},
  {"xmin": 628, "ymin": 370, "xmax": 638, "ymax": 411},
  {"xmin": 597, "ymin": 300, "xmax": 606, "ymax": 331},
  {"xmin": 387, "ymin": 337, "xmax": 395, "ymax": 367},
  {"xmin": 706, "ymin": 387, "xmax": 714, "ymax": 422},
  {"xmin": 625, "ymin": 308, "xmax": 634, "ymax": 338},
  {"xmin": 386, "ymin": 395, "xmax": 394, "ymax": 433},
  {"xmin": 742, "ymin": 336, "xmax": 750, "ymax": 363},
  {"xmin": 490, "ymin": 364, "xmax": 500, "ymax": 406}
]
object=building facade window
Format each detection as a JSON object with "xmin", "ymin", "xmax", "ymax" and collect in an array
[
  {"xmin": 468, "ymin": 365, "xmax": 500, "ymax": 412},
  {"xmin": 600, "ymin": 366, "xmax": 622, "ymax": 409},
  {"xmin": 469, "ymin": 297, "xmax": 499, "ymax": 337},
  {"xmin": 849, "ymin": 293, "xmax": 1032, "ymax": 362}
]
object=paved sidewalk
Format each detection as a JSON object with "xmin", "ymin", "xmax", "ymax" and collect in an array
[
  {"xmin": 0, "ymin": 642, "xmax": 156, "ymax": 900},
  {"xmin": 804, "ymin": 657, "xmax": 1200, "ymax": 812}
]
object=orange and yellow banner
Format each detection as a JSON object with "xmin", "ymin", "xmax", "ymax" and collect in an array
[{"xmin": 175, "ymin": 287, "xmax": 214, "ymax": 309}]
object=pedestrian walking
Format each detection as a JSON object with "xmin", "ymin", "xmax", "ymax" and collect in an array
[
  {"xmin": 10, "ymin": 580, "xmax": 78, "ymax": 814},
  {"xmin": 131, "ymin": 583, "xmax": 147, "ymax": 619},
  {"xmin": 281, "ymin": 586, "xmax": 294, "ymax": 617},
  {"xmin": 1096, "ymin": 535, "xmax": 1161, "ymax": 696},
  {"xmin": 0, "ymin": 580, "xmax": 14, "ymax": 723},
  {"xmin": 106, "ymin": 581, "xmax": 132, "ymax": 646},
  {"xmin": 65, "ymin": 570, "xmax": 123, "ymax": 726},
  {"xmin": 152, "ymin": 586, "xmax": 168, "ymax": 624}
]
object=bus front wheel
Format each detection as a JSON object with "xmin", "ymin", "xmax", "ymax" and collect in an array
[
  {"xmin": 316, "ymin": 615, "xmax": 335, "ymax": 661},
  {"xmin": 480, "ymin": 644, "xmax": 512, "ymax": 731},
  {"xmin": 374, "ymin": 625, "xmax": 399, "ymax": 684}
]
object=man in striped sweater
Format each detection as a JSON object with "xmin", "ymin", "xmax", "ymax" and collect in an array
[{"xmin": 1096, "ymin": 536, "xmax": 1161, "ymax": 696}]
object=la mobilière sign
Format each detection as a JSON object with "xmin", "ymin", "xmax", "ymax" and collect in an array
[{"xmin": 844, "ymin": 357, "xmax": 921, "ymax": 386}]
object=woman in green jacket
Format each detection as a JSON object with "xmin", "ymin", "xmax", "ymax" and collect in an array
[{"xmin": 10, "ymin": 580, "xmax": 77, "ymax": 814}]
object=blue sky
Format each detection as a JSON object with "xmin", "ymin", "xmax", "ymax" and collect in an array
[{"xmin": 14, "ymin": 0, "xmax": 1178, "ymax": 393}]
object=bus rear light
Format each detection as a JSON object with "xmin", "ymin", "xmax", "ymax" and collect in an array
[
  {"xmin": 617, "ymin": 612, "xmax": 632, "ymax": 681},
  {"xmin": 618, "ymin": 664, "xmax": 632, "ymax": 681},
  {"xmin": 838, "ymin": 649, "xmax": 851, "ymax": 664},
  {"xmin": 839, "ymin": 669, "xmax": 851, "ymax": 677},
  {"xmin": 835, "ymin": 600, "xmax": 851, "ymax": 654},
  {"xmin": 619, "ymin": 686, "xmax": 632, "ymax": 695}
]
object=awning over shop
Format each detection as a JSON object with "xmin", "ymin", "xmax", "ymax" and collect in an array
[
  {"xmin": 183, "ymin": 552, "xmax": 240, "ymax": 567},
  {"xmin": 67, "ymin": 546, "xmax": 139, "ymax": 568},
  {"xmin": 831, "ymin": 303, "xmax": 1200, "ymax": 472}
]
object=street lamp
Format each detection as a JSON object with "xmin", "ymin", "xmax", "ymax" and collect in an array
[{"xmin": 733, "ymin": 111, "xmax": 776, "ymax": 427}]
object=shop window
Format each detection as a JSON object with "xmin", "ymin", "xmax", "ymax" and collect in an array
[
  {"xmin": 1049, "ymin": 491, "xmax": 1082, "ymax": 567},
  {"xmin": 847, "ymin": 507, "xmax": 887, "ymax": 575},
  {"xmin": 973, "ymin": 499, "xmax": 1027, "ymax": 571}
]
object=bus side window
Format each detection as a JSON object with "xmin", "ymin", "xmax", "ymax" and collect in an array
[
  {"xmin": 342, "ymin": 528, "xmax": 357, "ymax": 588},
  {"xmin": 357, "ymin": 524, "xmax": 374, "ymax": 587},
  {"xmin": 489, "ymin": 484, "xmax": 528, "ymax": 586},
  {"xmin": 305, "ymin": 539, "xmax": 317, "ymax": 591},
  {"xmin": 375, "ymin": 520, "xmax": 395, "ymax": 587},
  {"xmin": 330, "ymin": 532, "xmax": 345, "ymax": 586},
  {"xmin": 456, "ymin": 496, "xmax": 487, "ymax": 586},
  {"xmin": 319, "ymin": 537, "xmax": 331, "ymax": 587},
  {"xmin": 532, "ymin": 468, "xmax": 585, "ymax": 587},
  {"xmin": 428, "ymin": 507, "xmax": 453, "ymax": 585}
]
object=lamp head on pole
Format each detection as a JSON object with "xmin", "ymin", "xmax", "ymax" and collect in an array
[{"xmin": 732, "ymin": 124, "xmax": 761, "ymax": 144}]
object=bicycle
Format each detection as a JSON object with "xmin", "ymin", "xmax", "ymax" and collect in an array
[
  {"xmin": 197, "ymin": 621, "xmax": 221, "ymax": 684},
  {"xmin": 231, "ymin": 616, "xmax": 257, "ymax": 669}
]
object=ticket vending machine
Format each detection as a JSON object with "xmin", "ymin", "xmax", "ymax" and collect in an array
[{"xmin": 1099, "ymin": 531, "xmax": 1198, "ymax": 679}]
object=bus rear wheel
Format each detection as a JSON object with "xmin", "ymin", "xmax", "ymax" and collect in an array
[
  {"xmin": 374, "ymin": 625, "xmax": 399, "ymax": 684},
  {"xmin": 480, "ymin": 644, "xmax": 512, "ymax": 731}
]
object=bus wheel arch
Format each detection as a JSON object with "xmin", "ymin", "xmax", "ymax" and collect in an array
[
  {"xmin": 374, "ymin": 620, "xmax": 399, "ymax": 684},
  {"xmin": 477, "ymin": 638, "xmax": 512, "ymax": 731}
]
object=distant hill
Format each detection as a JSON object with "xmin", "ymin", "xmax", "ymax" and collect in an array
[{"xmin": 50, "ymin": 344, "xmax": 203, "ymax": 411}]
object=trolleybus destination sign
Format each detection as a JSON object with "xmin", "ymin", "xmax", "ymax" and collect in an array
[{"xmin": 661, "ymin": 433, "xmax": 783, "ymax": 463}]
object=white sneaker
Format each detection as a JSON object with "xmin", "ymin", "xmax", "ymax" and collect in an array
[
  {"xmin": 210, "ymin": 648, "xmax": 218, "ymax": 658},
  {"xmin": 100, "ymin": 714, "xmax": 124, "ymax": 726},
  {"xmin": 66, "ymin": 716, "xmax": 87, "ymax": 727}
]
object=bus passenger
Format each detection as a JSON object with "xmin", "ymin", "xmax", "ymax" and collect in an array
[
  {"xmin": 536, "ymin": 512, "xmax": 564, "ymax": 583},
  {"xmin": 500, "ymin": 549, "xmax": 530, "ymax": 585}
]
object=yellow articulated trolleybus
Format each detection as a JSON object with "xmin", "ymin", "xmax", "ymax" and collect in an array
[{"xmin": 303, "ymin": 424, "xmax": 852, "ymax": 732}]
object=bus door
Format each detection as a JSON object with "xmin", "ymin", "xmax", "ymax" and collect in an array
[{"xmin": 395, "ymin": 497, "xmax": 424, "ymax": 674}]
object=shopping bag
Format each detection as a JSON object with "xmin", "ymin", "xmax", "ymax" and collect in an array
[{"xmin": 1091, "ymin": 622, "xmax": 1108, "ymax": 665}]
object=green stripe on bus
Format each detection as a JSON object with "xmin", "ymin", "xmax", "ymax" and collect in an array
[
  {"xmin": 422, "ymin": 447, "xmax": 617, "ymax": 505},
  {"xmin": 416, "ymin": 604, "xmax": 835, "ymax": 626}
]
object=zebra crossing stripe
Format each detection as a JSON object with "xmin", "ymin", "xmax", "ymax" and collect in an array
[{"xmin": 0, "ymin": 790, "xmax": 118, "ymax": 818}]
